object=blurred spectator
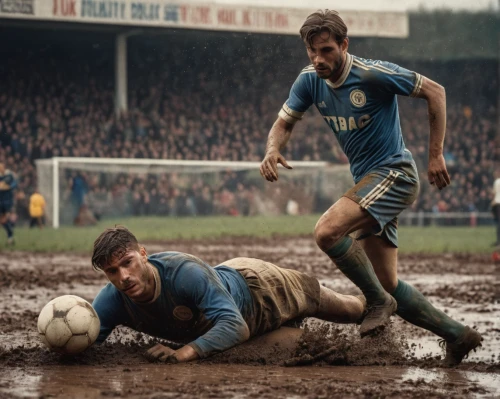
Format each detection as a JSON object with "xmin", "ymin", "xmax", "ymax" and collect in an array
[
  {"xmin": 29, "ymin": 189, "xmax": 46, "ymax": 229},
  {"xmin": 74, "ymin": 204, "xmax": 97, "ymax": 227},
  {"xmin": 70, "ymin": 173, "xmax": 89, "ymax": 218},
  {"xmin": 0, "ymin": 29, "xmax": 497, "ymax": 223},
  {"xmin": 492, "ymin": 170, "xmax": 500, "ymax": 247}
]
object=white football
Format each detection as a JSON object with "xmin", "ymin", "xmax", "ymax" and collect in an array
[{"xmin": 38, "ymin": 295, "xmax": 100, "ymax": 355}]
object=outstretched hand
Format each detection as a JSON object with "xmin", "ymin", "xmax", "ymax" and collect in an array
[
  {"xmin": 260, "ymin": 150, "xmax": 292, "ymax": 182},
  {"xmin": 144, "ymin": 343, "xmax": 178, "ymax": 363},
  {"xmin": 428, "ymin": 154, "xmax": 451, "ymax": 190}
]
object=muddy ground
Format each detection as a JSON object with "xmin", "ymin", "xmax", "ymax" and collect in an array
[{"xmin": 0, "ymin": 236, "xmax": 499, "ymax": 398}]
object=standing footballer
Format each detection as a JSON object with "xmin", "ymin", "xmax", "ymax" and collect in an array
[
  {"xmin": 0, "ymin": 162, "xmax": 17, "ymax": 246},
  {"xmin": 259, "ymin": 10, "xmax": 482, "ymax": 366}
]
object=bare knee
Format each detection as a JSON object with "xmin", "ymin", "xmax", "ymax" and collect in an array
[
  {"xmin": 314, "ymin": 219, "xmax": 343, "ymax": 252},
  {"xmin": 314, "ymin": 198, "xmax": 372, "ymax": 252}
]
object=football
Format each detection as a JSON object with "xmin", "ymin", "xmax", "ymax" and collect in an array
[{"xmin": 37, "ymin": 295, "xmax": 100, "ymax": 355}]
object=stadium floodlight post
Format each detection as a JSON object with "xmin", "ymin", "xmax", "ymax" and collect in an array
[
  {"xmin": 115, "ymin": 30, "xmax": 143, "ymax": 114},
  {"xmin": 115, "ymin": 33, "xmax": 128, "ymax": 114}
]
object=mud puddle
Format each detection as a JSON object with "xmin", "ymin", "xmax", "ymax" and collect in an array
[
  {"xmin": 1, "ymin": 364, "xmax": 498, "ymax": 399},
  {"xmin": 0, "ymin": 237, "xmax": 498, "ymax": 398}
]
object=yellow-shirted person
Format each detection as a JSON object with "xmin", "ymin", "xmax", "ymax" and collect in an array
[{"xmin": 29, "ymin": 189, "xmax": 46, "ymax": 229}]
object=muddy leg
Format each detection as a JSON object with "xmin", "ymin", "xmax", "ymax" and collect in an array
[
  {"xmin": 314, "ymin": 286, "xmax": 366, "ymax": 324},
  {"xmin": 361, "ymin": 235, "xmax": 465, "ymax": 342}
]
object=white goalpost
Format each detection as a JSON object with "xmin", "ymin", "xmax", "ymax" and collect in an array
[{"xmin": 36, "ymin": 157, "xmax": 352, "ymax": 228}]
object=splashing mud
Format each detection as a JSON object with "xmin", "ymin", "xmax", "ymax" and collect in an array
[{"xmin": 0, "ymin": 236, "xmax": 498, "ymax": 398}]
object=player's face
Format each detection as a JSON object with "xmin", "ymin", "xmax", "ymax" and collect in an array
[
  {"xmin": 102, "ymin": 246, "xmax": 155, "ymax": 303},
  {"xmin": 306, "ymin": 32, "xmax": 348, "ymax": 80}
]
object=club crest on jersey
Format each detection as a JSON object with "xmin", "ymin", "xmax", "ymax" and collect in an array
[
  {"xmin": 173, "ymin": 306, "xmax": 193, "ymax": 321},
  {"xmin": 350, "ymin": 90, "xmax": 366, "ymax": 107}
]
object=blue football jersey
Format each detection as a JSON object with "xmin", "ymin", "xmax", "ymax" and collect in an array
[
  {"xmin": 0, "ymin": 170, "xmax": 17, "ymax": 202},
  {"xmin": 279, "ymin": 53, "xmax": 423, "ymax": 182},
  {"xmin": 93, "ymin": 251, "xmax": 253, "ymax": 358}
]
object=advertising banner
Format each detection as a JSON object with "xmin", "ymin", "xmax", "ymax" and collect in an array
[
  {"xmin": 0, "ymin": 0, "xmax": 35, "ymax": 15},
  {"xmin": 0, "ymin": 0, "xmax": 408, "ymax": 37}
]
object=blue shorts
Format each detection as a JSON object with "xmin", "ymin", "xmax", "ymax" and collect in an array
[
  {"xmin": 0, "ymin": 199, "xmax": 13, "ymax": 215},
  {"xmin": 343, "ymin": 153, "xmax": 420, "ymax": 247}
]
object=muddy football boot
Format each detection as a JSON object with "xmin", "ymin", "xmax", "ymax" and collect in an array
[
  {"xmin": 359, "ymin": 294, "xmax": 397, "ymax": 337},
  {"xmin": 440, "ymin": 326, "xmax": 483, "ymax": 367}
]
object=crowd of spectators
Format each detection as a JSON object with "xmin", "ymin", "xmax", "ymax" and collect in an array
[{"xmin": 0, "ymin": 29, "xmax": 497, "ymax": 224}]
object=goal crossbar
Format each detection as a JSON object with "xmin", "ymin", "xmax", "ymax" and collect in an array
[{"xmin": 35, "ymin": 157, "xmax": 349, "ymax": 228}]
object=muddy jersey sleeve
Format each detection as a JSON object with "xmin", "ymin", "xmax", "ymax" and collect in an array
[
  {"xmin": 172, "ymin": 261, "xmax": 250, "ymax": 358},
  {"xmin": 368, "ymin": 60, "xmax": 423, "ymax": 98},
  {"xmin": 92, "ymin": 284, "xmax": 131, "ymax": 344}
]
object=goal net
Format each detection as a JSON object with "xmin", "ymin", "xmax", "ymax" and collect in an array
[{"xmin": 35, "ymin": 157, "xmax": 352, "ymax": 228}]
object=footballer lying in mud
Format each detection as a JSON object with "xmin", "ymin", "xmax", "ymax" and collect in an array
[{"xmin": 91, "ymin": 226, "xmax": 366, "ymax": 363}]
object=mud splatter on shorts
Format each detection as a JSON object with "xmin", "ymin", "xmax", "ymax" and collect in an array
[
  {"xmin": 344, "ymin": 153, "xmax": 420, "ymax": 247},
  {"xmin": 222, "ymin": 258, "xmax": 320, "ymax": 337}
]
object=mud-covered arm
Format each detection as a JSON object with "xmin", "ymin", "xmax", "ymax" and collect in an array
[
  {"xmin": 260, "ymin": 72, "xmax": 313, "ymax": 182},
  {"xmin": 369, "ymin": 61, "xmax": 450, "ymax": 190},
  {"xmin": 92, "ymin": 285, "xmax": 130, "ymax": 344},
  {"xmin": 260, "ymin": 117, "xmax": 295, "ymax": 182},
  {"xmin": 172, "ymin": 262, "xmax": 250, "ymax": 359},
  {"xmin": 415, "ymin": 77, "xmax": 451, "ymax": 190}
]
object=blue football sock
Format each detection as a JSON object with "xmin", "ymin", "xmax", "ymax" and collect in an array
[
  {"xmin": 325, "ymin": 236, "xmax": 387, "ymax": 304},
  {"xmin": 392, "ymin": 279, "xmax": 465, "ymax": 342}
]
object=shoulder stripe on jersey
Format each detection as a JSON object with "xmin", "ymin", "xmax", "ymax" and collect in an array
[
  {"xmin": 301, "ymin": 64, "xmax": 314, "ymax": 72},
  {"xmin": 410, "ymin": 73, "xmax": 423, "ymax": 97},
  {"xmin": 353, "ymin": 58, "xmax": 423, "ymax": 97},
  {"xmin": 354, "ymin": 58, "xmax": 396, "ymax": 74},
  {"xmin": 300, "ymin": 67, "xmax": 316, "ymax": 75},
  {"xmin": 352, "ymin": 59, "xmax": 397, "ymax": 75}
]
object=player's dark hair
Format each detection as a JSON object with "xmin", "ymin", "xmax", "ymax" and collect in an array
[
  {"xmin": 91, "ymin": 226, "xmax": 140, "ymax": 271},
  {"xmin": 300, "ymin": 10, "xmax": 348, "ymax": 47}
]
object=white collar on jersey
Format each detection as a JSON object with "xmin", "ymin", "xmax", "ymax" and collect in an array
[
  {"xmin": 325, "ymin": 53, "xmax": 353, "ymax": 89},
  {"xmin": 141, "ymin": 263, "xmax": 161, "ymax": 304}
]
